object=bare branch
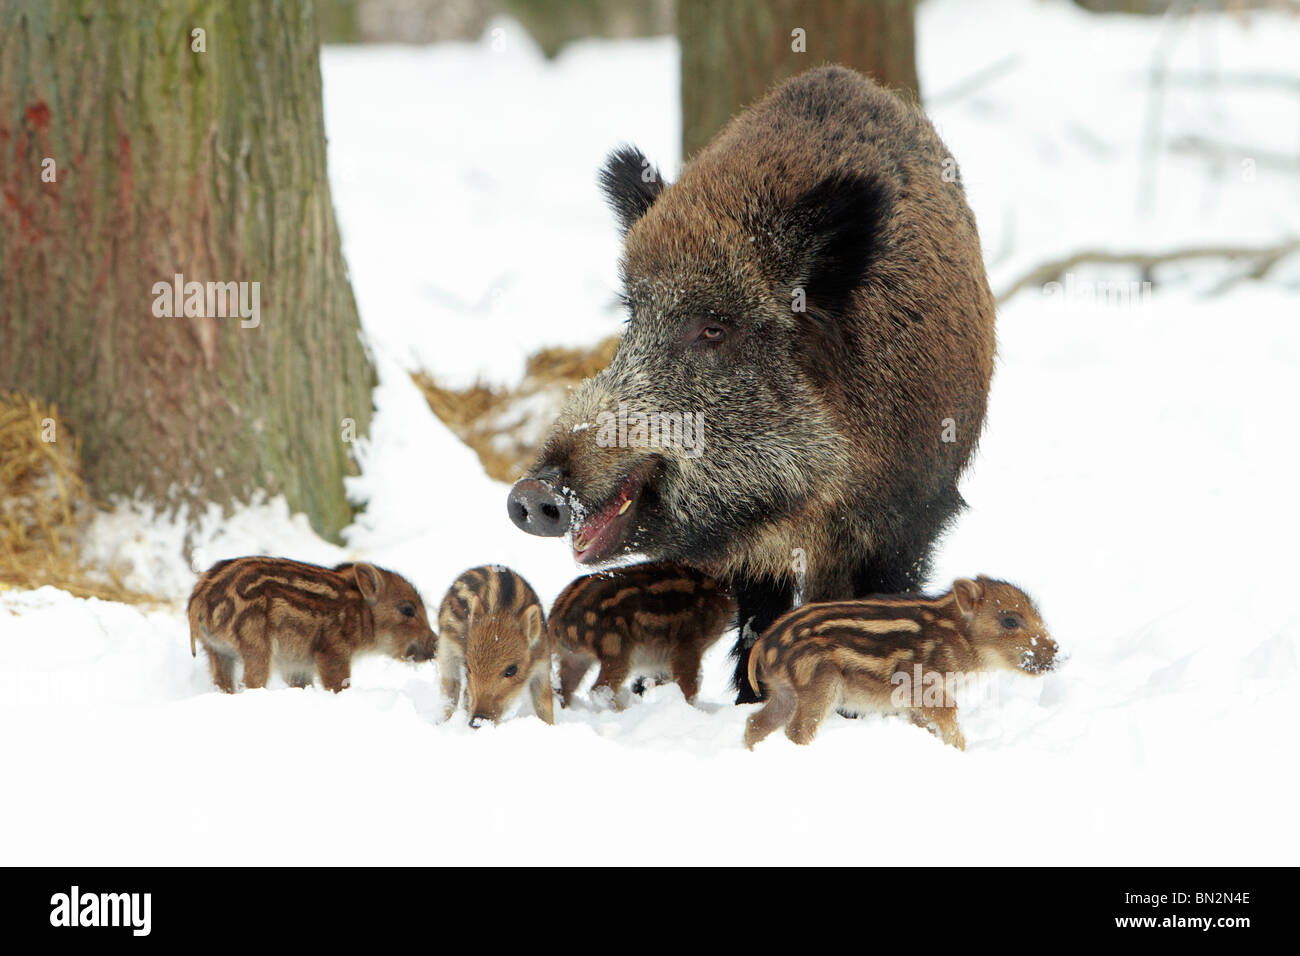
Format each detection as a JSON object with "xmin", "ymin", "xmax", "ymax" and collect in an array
[{"xmin": 995, "ymin": 239, "xmax": 1300, "ymax": 303}]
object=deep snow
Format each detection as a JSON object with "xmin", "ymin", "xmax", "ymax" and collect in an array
[{"xmin": 2, "ymin": 0, "xmax": 1298, "ymax": 865}]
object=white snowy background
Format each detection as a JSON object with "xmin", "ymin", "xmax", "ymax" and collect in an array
[{"xmin": 3, "ymin": 0, "xmax": 1298, "ymax": 865}]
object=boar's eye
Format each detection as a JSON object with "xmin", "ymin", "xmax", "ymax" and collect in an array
[
  {"xmin": 1000, "ymin": 614, "xmax": 1020, "ymax": 630},
  {"xmin": 398, "ymin": 602, "xmax": 416, "ymax": 618},
  {"xmin": 503, "ymin": 664, "xmax": 518, "ymax": 678},
  {"xmin": 696, "ymin": 325, "xmax": 726, "ymax": 344}
]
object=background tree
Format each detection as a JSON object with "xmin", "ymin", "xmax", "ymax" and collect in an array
[
  {"xmin": 0, "ymin": 0, "xmax": 374, "ymax": 539},
  {"xmin": 679, "ymin": 0, "xmax": 920, "ymax": 159},
  {"xmin": 502, "ymin": 0, "xmax": 673, "ymax": 58}
]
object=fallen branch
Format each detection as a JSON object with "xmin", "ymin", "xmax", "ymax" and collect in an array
[
  {"xmin": 995, "ymin": 239, "xmax": 1300, "ymax": 303},
  {"xmin": 1168, "ymin": 134, "xmax": 1300, "ymax": 171},
  {"xmin": 1160, "ymin": 71, "xmax": 1300, "ymax": 92}
]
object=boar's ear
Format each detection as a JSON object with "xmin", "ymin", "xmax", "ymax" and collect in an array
[
  {"xmin": 353, "ymin": 562, "xmax": 383, "ymax": 605},
  {"xmin": 953, "ymin": 578, "xmax": 983, "ymax": 620},
  {"xmin": 788, "ymin": 171, "xmax": 892, "ymax": 315},
  {"xmin": 599, "ymin": 145, "xmax": 666, "ymax": 235},
  {"xmin": 523, "ymin": 604, "xmax": 543, "ymax": 644}
]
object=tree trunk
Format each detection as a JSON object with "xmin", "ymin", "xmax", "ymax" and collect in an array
[
  {"xmin": 679, "ymin": 0, "xmax": 920, "ymax": 160},
  {"xmin": 0, "ymin": 0, "xmax": 375, "ymax": 540}
]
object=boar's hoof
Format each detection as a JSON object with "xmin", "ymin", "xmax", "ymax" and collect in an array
[{"xmin": 507, "ymin": 477, "xmax": 571, "ymax": 537}]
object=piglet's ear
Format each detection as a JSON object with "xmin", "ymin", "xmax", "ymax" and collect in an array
[
  {"xmin": 354, "ymin": 562, "xmax": 383, "ymax": 605},
  {"xmin": 468, "ymin": 595, "xmax": 483, "ymax": 626},
  {"xmin": 523, "ymin": 605, "xmax": 543, "ymax": 644},
  {"xmin": 599, "ymin": 145, "xmax": 667, "ymax": 235},
  {"xmin": 787, "ymin": 170, "xmax": 893, "ymax": 316},
  {"xmin": 953, "ymin": 578, "xmax": 983, "ymax": 619}
]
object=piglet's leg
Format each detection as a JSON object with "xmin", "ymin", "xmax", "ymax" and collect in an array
[
  {"xmin": 233, "ymin": 614, "xmax": 271, "ymax": 689},
  {"xmin": 910, "ymin": 706, "xmax": 966, "ymax": 750},
  {"xmin": 558, "ymin": 653, "xmax": 592, "ymax": 708},
  {"xmin": 745, "ymin": 683, "xmax": 795, "ymax": 750},
  {"xmin": 240, "ymin": 645, "xmax": 271, "ymax": 690},
  {"xmin": 590, "ymin": 653, "xmax": 632, "ymax": 709},
  {"xmin": 205, "ymin": 648, "xmax": 237, "ymax": 694},
  {"xmin": 315, "ymin": 649, "xmax": 351, "ymax": 693},
  {"xmin": 438, "ymin": 643, "xmax": 463, "ymax": 720},
  {"xmin": 282, "ymin": 658, "xmax": 315, "ymax": 689},
  {"xmin": 670, "ymin": 642, "xmax": 705, "ymax": 704},
  {"xmin": 786, "ymin": 663, "xmax": 841, "ymax": 746},
  {"xmin": 529, "ymin": 670, "xmax": 555, "ymax": 725}
]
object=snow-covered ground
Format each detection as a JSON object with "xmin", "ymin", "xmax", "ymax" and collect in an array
[{"xmin": 3, "ymin": 0, "xmax": 1298, "ymax": 865}]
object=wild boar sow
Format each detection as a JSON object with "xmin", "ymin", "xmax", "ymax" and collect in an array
[{"xmin": 508, "ymin": 66, "xmax": 996, "ymax": 701}]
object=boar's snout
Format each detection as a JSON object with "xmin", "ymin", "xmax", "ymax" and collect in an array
[{"xmin": 507, "ymin": 473, "xmax": 571, "ymax": 537}]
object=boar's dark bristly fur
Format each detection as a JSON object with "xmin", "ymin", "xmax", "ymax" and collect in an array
[{"xmin": 513, "ymin": 66, "xmax": 997, "ymax": 702}]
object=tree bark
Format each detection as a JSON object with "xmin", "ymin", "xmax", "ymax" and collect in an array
[
  {"xmin": 0, "ymin": 0, "xmax": 375, "ymax": 540},
  {"xmin": 679, "ymin": 0, "xmax": 920, "ymax": 160}
]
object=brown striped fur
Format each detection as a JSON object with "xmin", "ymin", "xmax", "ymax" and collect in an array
[
  {"xmin": 187, "ymin": 557, "xmax": 436, "ymax": 693},
  {"xmin": 745, "ymin": 576, "xmax": 1057, "ymax": 750},
  {"xmin": 549, "ymin": 562, "xmax": 736, "ymax": 707},
  {"xmin": 437, "ymin": 565, "xmax": 552, "ymax": 726}
]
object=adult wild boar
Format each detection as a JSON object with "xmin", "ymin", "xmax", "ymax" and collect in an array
[{"xmin": 507, "ymin": 66, "xmax": 996, "ymax": 702}]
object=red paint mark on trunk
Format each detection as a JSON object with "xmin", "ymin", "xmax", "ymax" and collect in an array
[{"xmin": 25, "ymin": 101, "xmax": 51, "ymax": 130}]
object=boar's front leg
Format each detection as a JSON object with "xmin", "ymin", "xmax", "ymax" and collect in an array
[{"xmin": 731, "ymin": 576, "xmax": 794, "ymax": 704}]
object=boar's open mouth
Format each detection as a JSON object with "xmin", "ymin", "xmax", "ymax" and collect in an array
[{"xmin": 571, "ymin": 457, "xmax": 661, "ymax": 564}]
